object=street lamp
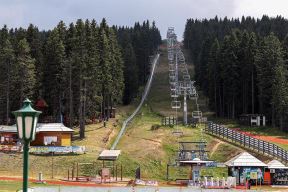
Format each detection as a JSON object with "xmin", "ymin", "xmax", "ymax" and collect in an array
[{"xmin": 13, "ymin": 98, "xmax": 41, "ymax": 192}]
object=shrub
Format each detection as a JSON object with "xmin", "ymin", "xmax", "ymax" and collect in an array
[{"xmin": 151, "ymin": 124, "xmax": 161, "ymax": 130}]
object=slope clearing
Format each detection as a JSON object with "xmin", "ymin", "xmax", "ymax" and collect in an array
[{"xmin": 0, "ymin": 46, "xmax": 279, "ymax": 182}]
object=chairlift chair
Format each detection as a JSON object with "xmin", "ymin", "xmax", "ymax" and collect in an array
[
  {"xmin": 171, "ymin": 100, "xmax": 181, "ymax": 109},
  {"xmin": 189, "ymin": 93, "xmax": 198, "ymax": 100},
  {"xmin": 169, "ymin": 71, "xmax": 175, "ymax": 76},
  {"xmin": 168, "ymin": 55, "xmax": 173, "ymax": 61},
  {"xmin": 170, "ymin": 84, "xmax": 177, "ymax": 91},
  {"xmin": 169, "ymin": 65, "xmax": 175, "ymax": 72},
  {"xmin": 183, "ymin": 74, "xmax": 190, "ymax": 80},
  {"xmin": 171, "ymin": 90, "xmax": 179, "ymax": 98},
  {"xmin": 192, "ymin": 111, "xmax": 202, "ymax": 119}
]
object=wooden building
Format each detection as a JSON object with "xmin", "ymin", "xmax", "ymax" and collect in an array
[
  {"xmin": 0, "ymin": 123, "xmax": 73, "ymax": 146},
  {"xmin": 265, "ymin": 160, "xmax": 288, "ymax": 185},
  {"xmin": 31, "ymin": 123, "xmax": 74, "ymax": 146},
  {"xmin": 239, "ymin": 114, "xmax": 266, "ymax": 126},
  {"xmin": 0, "ymin": 125, "xmax": 18, "ymax": 145}
]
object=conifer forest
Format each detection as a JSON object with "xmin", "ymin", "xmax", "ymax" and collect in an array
[
  {"xmin": 184, "ymin": 16, "xmax": 288, "ymax": 131},
  {"xmin": 0, "ymin": 19, "xmax": 161, "ymax": 138}
]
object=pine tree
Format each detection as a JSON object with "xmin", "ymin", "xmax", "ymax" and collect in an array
[
  {"xmin": 122, "ymin": 38, "xmax": 138, "ymax": 104},
  {"xmin": 97, "ymin": 19, "xmax": 113, "ymax": 120},
  {"xmin": 207, "ymin": 38, "xmax": 220, "ymax": 115},
  {"xmin": 107, "ymin": 28, "xmax": 124, "ymax": 113},
  {"xmin": 0, "ymin": 31, "xmax": 15, "ymax": 124},
  {"xmin": 255, "ymin": 33, "xmax": 283, "ymax": 126},
  {"xmin": 43, "ymin": 28, "xmax": 66, "ymax": 121},
  {"xmin": 272, "ymin": 64, "xmax": 288, "ymax": 130},
  {"xmin": 219, "ymin": 33, "xmax": 240, "ymax": 118},
  {"xmin": 14, "ymin": 38, "xmax": 36, "ymax": 106}
]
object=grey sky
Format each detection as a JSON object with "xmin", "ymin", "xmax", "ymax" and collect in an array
[{"xmin": 1, "ymin": 0, "xmax": 288, "ymax": 39}]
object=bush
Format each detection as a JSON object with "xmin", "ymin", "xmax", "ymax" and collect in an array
[{"xmin": 151, "ymin": 124, "xmax": 161, "ymax": 130}]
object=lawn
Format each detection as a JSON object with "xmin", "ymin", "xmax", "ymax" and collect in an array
[{"xmin": 0, "ymin": 46, "xmax": 269, "ymax": 184}]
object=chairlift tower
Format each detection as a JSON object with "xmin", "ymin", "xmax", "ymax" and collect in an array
[{"xmin": 167, "ymin": 27, "xmax": 199, "ymax": 126}]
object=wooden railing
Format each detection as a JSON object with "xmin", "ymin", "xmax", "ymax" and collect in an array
[{"xmin": 205, "ymin": 122, "xmax": 288, "ymax": 165}]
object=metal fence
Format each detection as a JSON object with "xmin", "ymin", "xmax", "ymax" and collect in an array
[
  {"xmin": 162, "ymin": 116, "xmax": 177, "ymax": 126},
  {"xmin": 205, "ymin": 122, "xmax": 288, "ymax": 165}
]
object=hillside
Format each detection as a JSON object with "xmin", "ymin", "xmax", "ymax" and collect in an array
[{"xmin": 0, "ymin": 46, "xmax": 279, "ymax": 182}]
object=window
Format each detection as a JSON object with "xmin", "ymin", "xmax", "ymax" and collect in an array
[{"xmin": 44, "ymin": 136, "xmax": 57, "ymax": 145}]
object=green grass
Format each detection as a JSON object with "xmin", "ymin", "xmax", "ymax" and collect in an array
[{"xmin": 0, "ymin": 46, "xmax": 267, "ymax": 182}]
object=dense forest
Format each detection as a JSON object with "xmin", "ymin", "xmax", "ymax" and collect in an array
[
  {"xmin": 184, "ymin": 15, "xmax": 288, "ymax": 130},
  {"xmin": 0, "ymin": 18, "xmax": 161, "ymax": 138}
]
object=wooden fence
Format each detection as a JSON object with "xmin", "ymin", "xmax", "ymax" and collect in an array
[{"xmin": 205, "ymin": 122, "xmax": 288, "ymax": 165}]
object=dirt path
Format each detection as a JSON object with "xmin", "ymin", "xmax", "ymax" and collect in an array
[
  {"xmin": 236, "ymin": 130, "xmax": 288, "ymax": 145},
  {"xmin": 210, "ymin": 139, "xmax": 224, "ymax": 156}
]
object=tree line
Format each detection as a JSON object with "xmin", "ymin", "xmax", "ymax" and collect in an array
[
  {"xmin": 184, "ymin": 15, "xmax": 288, "ymax": 130},
  {"xmin": 0, "ymin": 18, "xmax": 161, "ymax": 138},
  {"xmin": 114, "ymin": 21, "xmax": 161, "ymax": 104}
]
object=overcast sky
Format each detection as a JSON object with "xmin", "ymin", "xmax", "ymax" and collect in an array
[{"xmin": 1, "ymin": 0, "xmax": 288, "ymax": 39}]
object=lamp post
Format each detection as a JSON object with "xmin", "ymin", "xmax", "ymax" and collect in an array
[{"xmin": 13, "ymin": 99, "xmax": 41, "ymax": 192}]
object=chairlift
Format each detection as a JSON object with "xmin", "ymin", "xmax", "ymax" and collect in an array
[
  {"xmin": 181, "ymin": 69, "xmax": 189, "ymax": 75},
  {"xmin": 169, "ymin": 71, "xmax": 176, "ymax": 77},
  {"xmin": 170, "ymin": 84, "xmax": 177, "ymax": 91},
  {"xmin": 171, "ymin": 91, "xmax": 179, "ymax": 98},
  {"xmin": 169, "ymin": 65, "xmax": 175, "ymax": 72},
  {"xmin": 189, "ymin": 93, "xmax": 198, "ymax": 100},
  {"xmin": 171, "ymin": 90, "xmax": 179, "ymax": 98},
  {"xmin": 183, "ymin": 74, "xmax": 190, "ymax": 80},
  {"xmin": 171, "ymin": 100, "xmax": 181, "ymax": 109},
  {"xmin": 192, "ymin": 111, "xmax": 202, "ymax": 119}
]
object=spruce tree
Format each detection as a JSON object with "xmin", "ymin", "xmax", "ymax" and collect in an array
[
  {"xmin": 43, "ymin": 28, "xmax": 66, "ymax": 121},
  {"xmin": 15, "ymin": 38, "xmax": 36, "ymax": 106}
]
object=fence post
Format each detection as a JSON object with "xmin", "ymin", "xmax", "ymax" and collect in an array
[
  {"xmin": 248, "ymin": 137, "xmax": 250, "ymax": 149},
  {"xmin": 273, "ymin": 144, "xmax": 275, "ymax": 157},
  {"xmin": 263, "ymin": 142, "xmax": 265, "ymax": 154},
  {"xmin": 211, "ymin": 123, "xmax": 213, "ymax": 135},
  {"xmin": 276, "ymin": 145, "xmax": 279, "ymax": 160},
  {"xmin": 243, "ymin": 135, "xmax": 245, "ymax": 147},
  {"xmin": 258, "ymin": 140, "xmax": 260, "ymax": 153}
]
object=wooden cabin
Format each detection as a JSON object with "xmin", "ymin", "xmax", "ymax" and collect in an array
[
  {"xmin": 0, "ymin": 123, "xmax": 73, "ymax": 147},
  {"xmin": 225, "ymin": 152, "xmax": 267, "ymax": 185},
  {"xmin": 31, "ymin": 123, "xmax": 74, "ymax": 146},
  {"xmin": 0, "ymin": 125, "xmax": 18, "ymax": 145},
  {"xmin": 239, "ymin": 114, "xmax": 266, "ymax": 126}
]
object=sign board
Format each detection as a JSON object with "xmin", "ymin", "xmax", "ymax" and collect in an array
[
  {"xmin": 101, "ymin": 168, "xmax": 110, "ymax": 179},
  {"xmin": 206, "ymin": 162, "xmax": 217, "ymax": 167},
  {"xmin": 270, "ymin": 169, "xmax": 275, "ymax": 173},
  {"xmin": 250, "ymin": 172, "xmax": 258, "ymax": 179},
  {"xmin": 29, "ymin": 146, "xmax": 86, "ymax": 154}
]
